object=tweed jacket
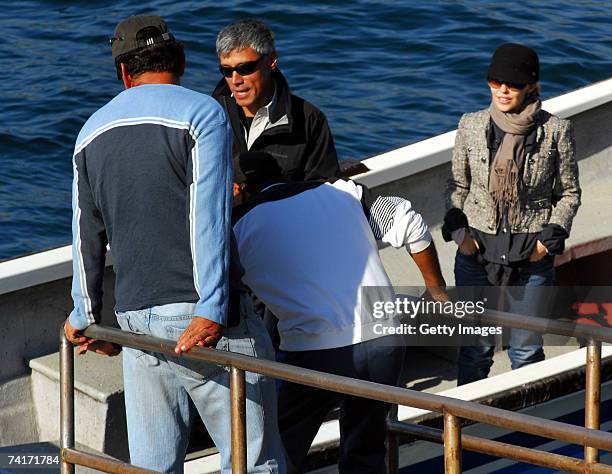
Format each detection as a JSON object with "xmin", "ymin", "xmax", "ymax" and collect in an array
[{"xmin": 446, "ymin": 108, "xmax": 581, "ymax": 235}]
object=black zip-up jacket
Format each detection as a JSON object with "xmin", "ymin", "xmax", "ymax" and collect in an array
[{"xmin": 212, "ymin": 69, "xmax": 340, "ymax": 183}]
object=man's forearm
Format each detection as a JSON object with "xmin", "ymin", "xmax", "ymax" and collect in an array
[{"xmin": 409, "ymin": 242, "xmax": 446, "ymax": 289}]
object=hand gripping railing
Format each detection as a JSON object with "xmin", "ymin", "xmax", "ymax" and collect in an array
[{"xmin": 59, "ymin": 315, "xmax": 612, "ymax": 474}]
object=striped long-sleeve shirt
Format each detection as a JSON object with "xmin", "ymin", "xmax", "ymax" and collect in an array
[{"xmin": 69, "ymin": 84, "xmax": 233, "ymax": 330}]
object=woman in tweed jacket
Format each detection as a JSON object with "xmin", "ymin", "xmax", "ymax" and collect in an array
[{"xmin": 443, "ymin": 43, "xmax": 581, "ymax": 385}]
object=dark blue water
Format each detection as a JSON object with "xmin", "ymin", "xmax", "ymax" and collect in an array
[{"xmin": 1, "ymin": 1, "xmax": 611, "ymax": 260}]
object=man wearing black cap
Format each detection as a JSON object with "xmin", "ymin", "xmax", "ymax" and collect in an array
[
  {"xmin": 233, "ymin": 151, "xmax": 447, "ymax": 473},
  {"xmin": 64, "ymin": 15, "xmax": 284, "ymax": 473}
]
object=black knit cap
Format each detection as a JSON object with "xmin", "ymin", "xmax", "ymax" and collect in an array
[
  {"xmin": 239, "ymin": 152, "xmax": 283, "ymax": 190},
  {"xmin": 111, "ymin": 15, "xmax": 175, "ymax": 59},
  {"xmin": 487, "ymin": 43, "xmax": 539, "ymax": 84}
]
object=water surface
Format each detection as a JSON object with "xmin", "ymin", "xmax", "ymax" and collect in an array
[{"xmin": 1, "ymin": 1, "xmax": 611, "ymax": 259}]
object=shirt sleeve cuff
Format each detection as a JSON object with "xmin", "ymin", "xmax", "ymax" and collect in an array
[
  {"xmin": 68, "ymin": 308, "xmax": 93, "ymax": 331},
  {"xmin": 405, "ymin": 231, "xmax": 432, "ymax": 254},
  {"xmin": 451, "ymin": 228, "xmax": 466, "ymax": 246},
  {"xmin": 538, "ymin": 224, "xmax": 569, "ymax": 255},
  {"xmin": 194, "ymin": 303, "xmax": 228, "ymax": 327}
]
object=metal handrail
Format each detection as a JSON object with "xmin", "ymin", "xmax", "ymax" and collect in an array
[
  {"xmin": 60, "ymin": 323, "xmax": 612, "ymax": 474},
  {"xmin": 384, "ymin": 304, "xmax": 610, "ymax": 473},
  {"xmin": 387, "ymin": 420, "xmax": 612, "ymax": 474},
  {"xmin": 478, "ymin": 307, "xmax": 612, "ymax": 344}
]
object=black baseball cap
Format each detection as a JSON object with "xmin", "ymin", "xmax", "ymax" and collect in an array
[
  {"xmin": 487, "ymin": 43, "xmax": 539, "ymax": 85},
  {"xmin": 111, "ymin": 15, "xmax": 175, "ymax": 59}
]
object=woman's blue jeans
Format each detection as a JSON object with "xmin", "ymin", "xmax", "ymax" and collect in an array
[
  {"xmin": 116, "ymin": 295, "xmax": 286, "ymax": 473},
  {"xmin": 454, "ymin": 251, "xmax": 555, "ymax": 385}
]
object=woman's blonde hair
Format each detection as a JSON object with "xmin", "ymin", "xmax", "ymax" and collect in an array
[{"xmin": 529, "ymin": 81, "xmax": 541, "ymax": 99}]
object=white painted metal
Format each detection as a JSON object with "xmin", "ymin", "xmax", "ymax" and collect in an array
[
  {"xmin": 0, "ymin": 246, "xmax": 73, "ymax": 295},
  {"xmin": 0, "ymin": 246, "xmax": 112, "ymax": 296}
]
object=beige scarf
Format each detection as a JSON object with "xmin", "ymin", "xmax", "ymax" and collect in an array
[{"xmin": 488, "ymin": 97, "xmax": 541, "ymax": 226}]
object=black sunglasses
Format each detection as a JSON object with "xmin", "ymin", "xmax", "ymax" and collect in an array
[
  {"xmin": 487, "ymin": 77, "xmax": 527, "ymax": 92},
  {"xmin": 219, "ymin": 56, "xmax": 266, "ymax": 78}
]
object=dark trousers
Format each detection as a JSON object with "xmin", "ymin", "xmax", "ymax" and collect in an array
[
  {"xmin": 454, "ymin": 252, "xmax": 554, "ymax": 385},
  {"xmin": 277, "ymin": 337, "xmax": 405, "ymax": 473}
]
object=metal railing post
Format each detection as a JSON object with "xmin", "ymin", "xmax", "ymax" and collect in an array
[
  {"xmin": 444, "ymin": 411, "xmax": 462, "ymax": 474},
  {"xmin": 230, "ymin": 366, "xmax": 247, "ymax": 474},
  {"xmin": 59, "ymin": 328, "xmax": 75, "ymax": 474},
  {"xmin": 386, "ymin": 405, "xmax": 399, "ymax": 474},
  {"xmin": 585, "ymin": 339, "xmax": 602, "ymax": 465}
]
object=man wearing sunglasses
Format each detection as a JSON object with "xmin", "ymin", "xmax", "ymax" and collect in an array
[{"xmin": 213, "ymin": 19, "xmax": 340, "ymax": 186}]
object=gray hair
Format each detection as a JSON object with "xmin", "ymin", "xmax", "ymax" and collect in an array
[{"xmin": 216, "ymin": 19, "xmax": 275, "ymax": 56}]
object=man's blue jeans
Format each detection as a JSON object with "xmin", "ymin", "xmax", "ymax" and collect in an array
[
  {"xmin": 116, "ymin": 295, "xmax": 286, "ymax": 473},
  {"xmin": 454, "ymin": 251, "xmax": 555, "ymax": 385}
]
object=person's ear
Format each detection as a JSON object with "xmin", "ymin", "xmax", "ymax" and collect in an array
[
  {"xmin": 233, "ymin": 182, "xmax": 243, "ymax": 198},
  {"xmin": 232, "ymin": 182, "xmax": 249, "ymax": 206},
  {"xmin": 269, "ymin": 52, "xmax": 278, "ymax": 71},
  {"xmin": 120, "ymin": 64, "xmax": 132, "ymax": 89}
]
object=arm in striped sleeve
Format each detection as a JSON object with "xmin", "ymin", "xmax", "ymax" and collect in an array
[
  {"xmin": 359, "ymin": 185, "xmax": 446, "ymax": 289},
  {"xmin": 69, "ymin": 149, "xmax": 108, "ymax": 330},
  {"xmin": 188, "ymin": 119, "xmax": 233, "ymax": 326},
  {"xmin": 360, "ymin": 187, "xmax": 432, "ymax": 252}
]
